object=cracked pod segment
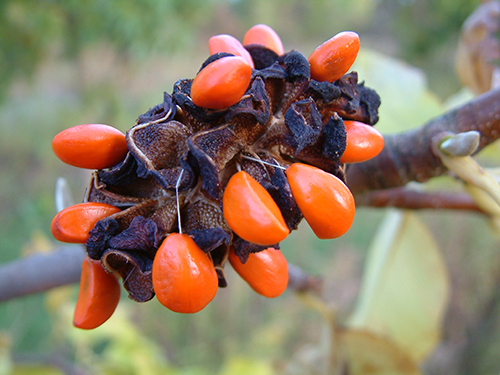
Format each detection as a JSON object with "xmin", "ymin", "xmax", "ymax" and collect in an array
[{"xmin": 51, "ymin": 24, "xmax": 381, "ymax": 320}]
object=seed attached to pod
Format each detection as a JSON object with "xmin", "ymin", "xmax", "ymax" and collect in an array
[
  {"xmin": 228, "ymin": 247, "xmax": 288, "ymax": 298},
  {"xmin": 191, "ymin": 56, "xmax": 252, "ymax": 109},
  {"xmin": 51, "ymin": 202, "xmax": 121, "ymax": 243},
  {"xmin": 208, "ymin": 34, "xmax": 255, "ymax": 68},
  {"xmin": 243, "ymin": 24, "xmax": 285, "ymax": 56},
  {"xmin": 286, "ymin": 163, "xmax": 355, "ymax": 239},
  {"xmin": 73, "ymin": 257, "xmax": 121, "ymax": 330},
  {"xmin": 52, "ymin": 124, "xmax": 129, "ymax": 169},
  {"xmin": 340, "ymin": 120, "xmax": 384, "ymax": 163},
  {"xmin": 152, "ymin": 233, "xmax": 218, "ymax": 314},
  {"xmin": 308, "ymin": 31, "xmax": 360, "ymax": 83},
  {"xmin": 223, "ymin": 171, "xmax": 290, "ymax": 246}
]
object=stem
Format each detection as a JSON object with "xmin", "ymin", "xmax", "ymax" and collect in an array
[
  {"xmin": 176, "ymin": 169, "xmax": 184, "ymax": 234},
  {"xmin": 347, "ymin": 86, "xmax": 500, "ymax": 196},
  {"xmin": 240, "ymin": 154, "xmax": 287, "ymax": 170},
  {"xmin": 0, "ymin": 245, "xmax": 85, "ymax": 302},
  {"xmin": 287, "ymin": 263, "xmax": 322, "ymax": 293},
  {"xmin": 356, "ymin": 187, "xmax": 484, "ymax": 213}
]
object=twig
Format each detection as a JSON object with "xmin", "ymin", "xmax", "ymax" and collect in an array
[
  {"xmin": 0, "ymin": 245, "xmax": 85, "ymax": 302},
  {"xmin": 347, "ymin": 86, "xmax": 500, "ymax": 196},
  {"xmin": 356, "ymin": 187, "xmax": 485, "ymax": 213},
  {"xmin": 287, "ymin": 263, "xmax": 323, "ymax": 293}
]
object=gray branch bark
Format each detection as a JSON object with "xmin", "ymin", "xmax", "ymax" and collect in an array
[{"xmin": 0, "ymin": 245, "xmax": 85, "ymax": 302}]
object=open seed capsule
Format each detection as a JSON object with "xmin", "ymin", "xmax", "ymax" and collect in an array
[
  {"xmin": 51, "ymin": 202, "xmax": 121, "ymax": 243},
  {"xmin": 286, "ymin": 163, "xmax": 355, "ymax": 239},
  {"xmin": 340, "ymin": 120, "xmax": 384, "ymax": 163},
  {"xmin": 52, "ymin": 124, "xmax": 129, "ymax": 169},
  {"xmin": 152, "ymin": 233, "xmax": 218, "ymax": 314},
  {"xmin": 73, "ymin": 257, "xmax": 121, "ymax": 330},
  {"xmin": 229, "ymin": 247, "xmax": 288, "ymax": 298},
  {"xmin": 223, "ymin": 171, "xmax": 290, "ymax": 246},
  {"xmin": 243, "ymin": 24, "xmax": 284, "ymax": 56},
  {"xmin": 190, "ymin": 56, "xmax": 252, "ymax": 109},
  {"xmin": 308, "ymin": 31, "xmax": 360, "ymax": 83}
]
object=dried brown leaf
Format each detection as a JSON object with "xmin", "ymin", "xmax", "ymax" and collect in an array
[{"xmin": 455, "ymin": 1, "xmax": 500, "ymax": 94}]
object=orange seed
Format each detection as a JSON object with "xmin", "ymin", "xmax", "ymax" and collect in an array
[
  {"xmin": 223, "ymin": 171, "xmax": 289, "ymax": 246},
  {"xmin": 52, "ymin": 124, "xmax": 128, "ymax": 169}
]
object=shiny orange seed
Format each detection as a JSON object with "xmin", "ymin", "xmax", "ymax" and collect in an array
[
  {"xmin": 152, "ymin": 233, "xmax": 218, "ymax": 314},
  {"xmin": 208, "ymin": 34, "xmax": 255, "ymax": 68},
  {"xmin": 286, "ymin": 163, "xmax": 355, "ymax": 239},
  {"xmin": 340, "ymin": 120, "xmax": 384, "ymax": 163},
  {"xmin": 228, "ymin": 247, "xmax": 288, "ymax": 298},
  {"xmin": 52, "ymin": 124, "xmax": 129, "ymax": 169},
  {"xmin": 243, "ymin": 24, "xmax": 285, "ymax": 55},
  {"xmin": 73, "ymin": 257, "xmax": 121, "ymax": 330},
  {"xmin": 190, "ymin": 56, "xmax": 252, "ymax": 110},
  {"xmin": 223, "ymin": 171, "xmax": 290, "ymax": 246},
  {"xmin": 308, "ymin": 31, "xmax": 360, "ymax": 83},
  {"xmin": 51, "ymin": 202, "xmax": 121, "ymax": 243}
]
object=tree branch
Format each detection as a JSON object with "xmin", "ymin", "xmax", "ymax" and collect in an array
[
  {"xmin": 347, "ymin": 86, "xmax": 500, "ymax": 196},
  {"xmin": 287, "ymin": 263, "xmax": 323, "ymax": 293},
  {"xmin": 0, "ymin": 245, "xmax": 85, "ymax": 302},
  {"xmin": 356, "ymin": 187, "xmax": 485, "ymax": 213}
]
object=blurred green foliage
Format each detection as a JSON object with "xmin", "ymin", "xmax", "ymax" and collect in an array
[
  {"xmin": 0, "ymin": 0, "xmax": 217, "ymax": 96},
  {"xmin": 1, "ymin": 0, "xmax": 499, "ymax": 374},
  {"xmin": 0, "ymin": 0, "xmax": 478, "ymax": 98}
]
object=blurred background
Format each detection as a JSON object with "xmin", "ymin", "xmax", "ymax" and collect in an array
[{"xmin": 1, "ymin": 0, "xmax": 500, "ymax": 374}]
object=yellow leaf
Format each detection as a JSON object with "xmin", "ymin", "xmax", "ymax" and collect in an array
[
  {"xmin": 341, "ymin": 329, "xmax": 421, "ymax": 375},
  {"xmin": 349, "ymin": 210, "xmax": 449, "ymax": 362}
]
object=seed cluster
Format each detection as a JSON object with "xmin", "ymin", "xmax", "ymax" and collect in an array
[{"xmin": 50, "ymin": 25, "xmax": 383, "ymax": 328}]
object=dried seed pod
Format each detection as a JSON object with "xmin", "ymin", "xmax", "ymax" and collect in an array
[
  {"xmin": 152, "ymin": 233, "xmax": 218, "ymax": 313},
  {"xmin": 243, "ymin": 24, "xmax": 285, "ymax": 56},
  {"xmin": 223, "ymin": 171, "xmax": 289, "ymax": 246},
  {"xmin": 228, "ymin": 246, "xmax": 288, "ymax": 298},
  {"xmin": 51, "ymin": 202, "xmax": 121, "ymax": 243},
  {"xmin": 340, "ymin": 120, "xmax": 384, "ymax": 163},
  {"xmin": 308, "ymin": 31, "xmax": 360, "ymax": 83},
  {"xmin": 52, "ymin": 124, "xmax": 129, "ymax": 169},
  {"xmin": 190, "ymin": 56, "xmax": 253, "ymax": 109},
  {"xmin": 73, "ymin": 257, "xmax": 121, "ymax": 330},
  {"xmin": 286, "ymin": 163, "xmax": 355, "ymax": 239},
  {"xmin": 208, "ymin": 34, "xmax": 255, "ymax": 68},
  {"xmin": 53, "ymin": 28, "xmax": 381, "ymax": 305}
]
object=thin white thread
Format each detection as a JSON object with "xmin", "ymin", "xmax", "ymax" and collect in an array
[
  {"xmin": 176, "ymin": 169, "xmax": 184, "ymax": 234},
  {"xmin": 240, "ymin": 154, "xmax": 286, "ymax": 170}
]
